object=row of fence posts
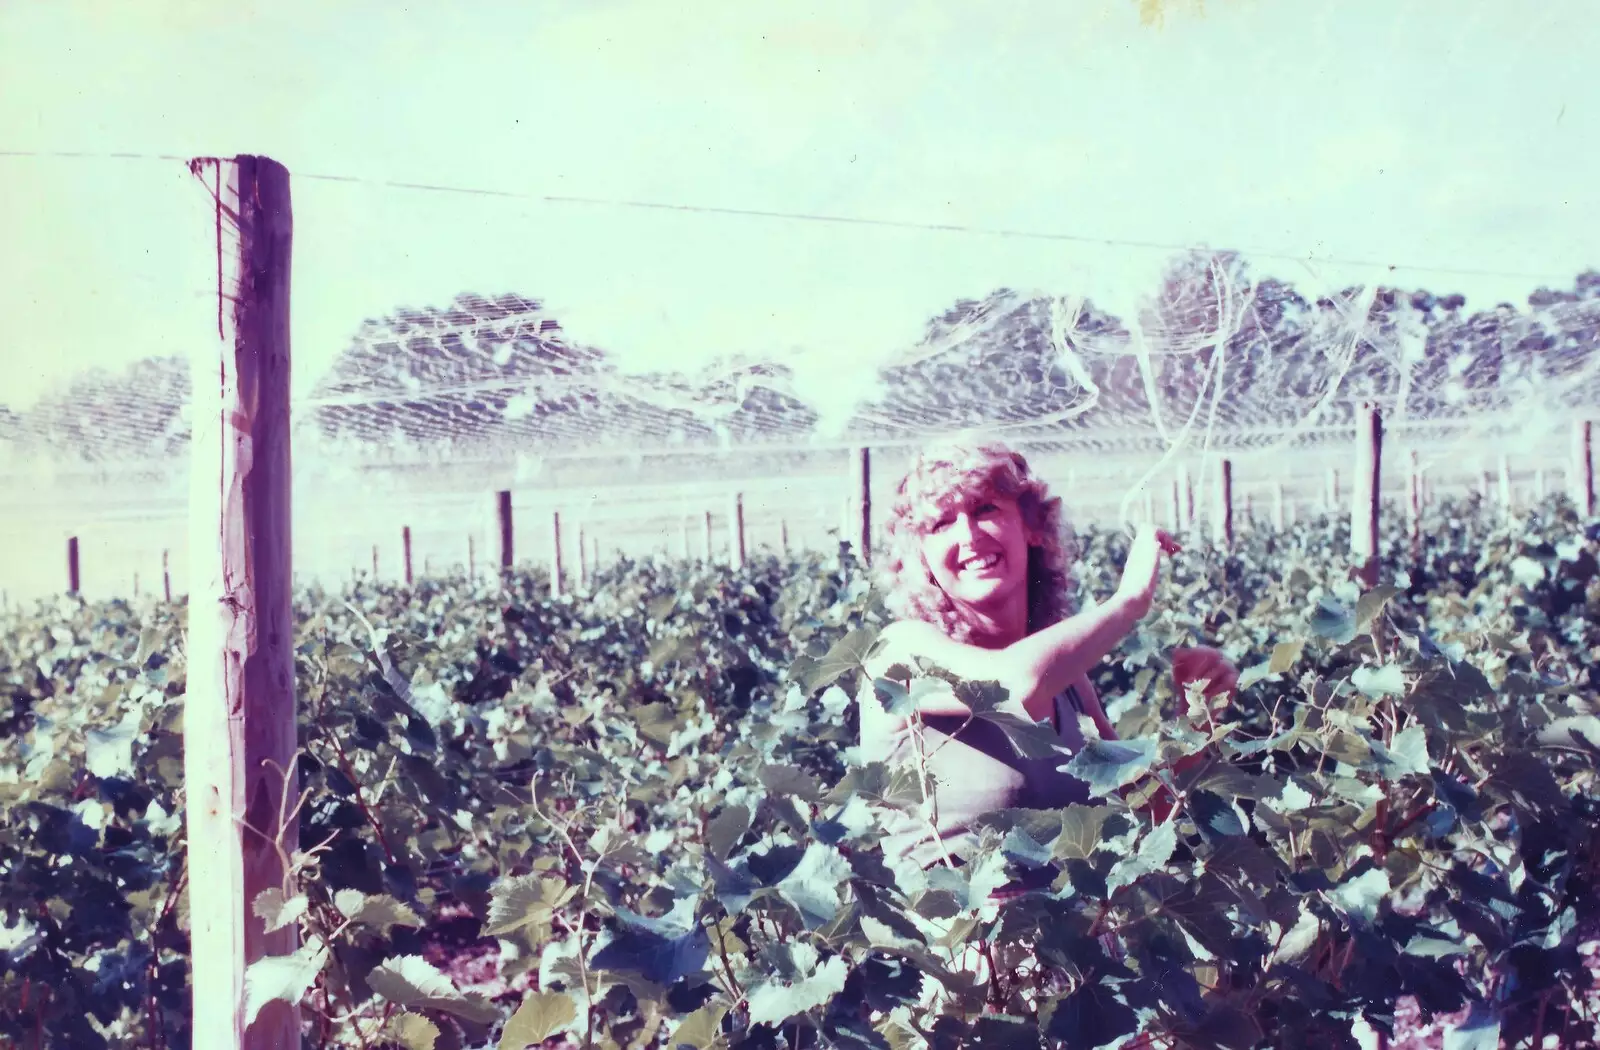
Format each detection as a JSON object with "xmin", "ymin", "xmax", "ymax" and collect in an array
[{"xmin": 10, "ymin": 421, "xmax": 1599, "ymax": 608}]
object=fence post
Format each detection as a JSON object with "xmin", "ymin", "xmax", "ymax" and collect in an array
[
  {"xmin": 497, "ymin": 490, "xmax": 514, "ymax": 576},
  {"xmin": 551, "ymin": 511, "xmax": 564, "ymax": 597},
  {"xmin": 1574, "ymin": 420, "xmax": 1595, "ymax": 517},
  {"xmin": 182, "ymin": 154, "xmax": 299, "ymax": 1050},
  {"xmin": 1350, "ymin": 403, "xmax": 1383, "ymax": 585},
  {"xmin": 67, "ymin": 536, "xmax": 80, "ymax": 594},
  {"xmin": 731, "ymin": 493, "xmax": 747, "ymax": 569},
  {"xmin": 402, "ymin": 526, "xmax": 413, "ymax": 585}
]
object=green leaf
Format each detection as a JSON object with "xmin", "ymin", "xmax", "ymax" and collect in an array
[
  {"xmin": 1042, "ymin": 977, "xmax": 1139, "ymax": 1049},
  {"xmin": 483, "ymin": 874, "xmax": 577, "ymax": 937},
  {"xmin": 1309, "ymin": 597, "xmax": 1357, "ymax": 644},
  {"xmin": 872, "ymin": 677, "xmax": 913, "ymax": 718},
  {"xmin": 1326, "ymin": 867, "xmax": 1389, "ymax": 925},
  {"xmin": 333, "ymin": 891, "xmax": 424, "ymax": 936},
  {"xmin": 745, "ymin": 955, "xmax": 848, "ymax": 1028},
  {"xmin": 1269, "ymin": 639, "xmax": 1305, "ymax": 674},
  {"xmin": 1106, "ymin": 819, "xmax": 1176, "ymax": 893},
  {"xmin": 366, "ymin": 955, "xmax": 500, "ymax": 1024},
  {"xmin": 776, "ymin": 842, "xmax": 853, "ymax": 929},
  {"xmin": 760, "ymin": 764, "xmax": 826, "ymax": 804},
  {"xmin": 796, "ymin": 626, "xmax": 881, "ymax": 695},
  {"xmin": 499, "ymin": 990, "xmax": 578, "ymax": 1049},
  {"xmin": 966, "ymin": 1014, "xmax": 1046, "ymax": 1048},
  {"xmin": 974, "ymin": 709, "xmax": 1063, "ymax": 760},
  {"xmin": 1354, "ymin": 585, "xmax": 1402, "ymax": 633},
  {"xmin": 671, "ymin": 1002, "xmax": 730, "ymax": 1049},
  {"xmin": 1052, "ymin": 805, "xmax": 1134, "ymax": 861},
  {"xmin": 1060, "ymin": 737, "xmax": 1158, "ymax": 797},
  {"xmin": 1443, "ymin": 1002, "xmax": 1500, "ymax": 1050},
  {"xmin": 383, "ymin": 1013, "xmax": 441, "ymax": 1050},
  {"xmin": 242, "ymin": 940, "xmax": 329, "ymax": 1028},
  {"xmin": 706, "ymin": 804, "xmax": 751, "ymax": 861},
  {"xmin": 252, "ymin": 888, "xmax": 309, "ymax": 933},
  {"xmin": 1351, "ymin": 664, "xmax": 1406, "ymax": 697}
]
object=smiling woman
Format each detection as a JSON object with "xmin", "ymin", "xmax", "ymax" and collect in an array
[{"xmin": 862, "ymin": 436, "xmax": 1237, "ymax": 871}]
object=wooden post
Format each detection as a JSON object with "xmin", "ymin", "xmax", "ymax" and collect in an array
[
  {"xmin": 1350, "ymin": 403, "xmax": 1383, "ymax": 584},
  {"xmin": 1574, "ymin": 420, "xmax": 1595, "ymax": 517},
  {"xmin": 497, "ymin": 490, "xmax": 514, "ymax": 575},
  {"xmin": 550, "ymin": 511, "xmax": 564, "ymax": 597},
  {"xmin": 851, "ymin": 447, "xmax": 873, "ymax": 564},
  {"xmin": 402, "ymin": 526, "xmax": 413, "ymax": 585},
  {"xmin": 163, "ymin": 549, "xmax": 172, "ymax": 602},
  {"xmin": 183, "ymin": 154, "xmax": 299, "ymax": 1050},
  {"xmin": 67, "ymin": 536, "xmax": 80, "ymax": 593},
  {"xmin": 590, "ymin": 533, "xmax": 599, "ymax": 574},
  {"xmin": 371, "ymin": 544, "xmax": 379, "ymax": 581},
  {"xmin": 1271, "ymin": 483, "xmax": 1285, "ymax": 531},
  {"xmin": 731, "ymin": 493, "xmax": 747, "ymax": 569},
  {"xmin": 1218, "ymin": 459, "xmax": 1234, "ymax": 547},
  {"xmin": 467, "ymin": 534, "xmax": 475, "ymax": 580},
  {"xmin": 702, "ymin": 510, "xmax": 715, "ymax": 562},
  {"xmin": 780, "ymin": 519, "xmax": 790, "ymax": 555}
]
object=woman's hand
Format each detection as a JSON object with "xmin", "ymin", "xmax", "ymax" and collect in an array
[{"xmin": 1114, "ymin": 526, "xmax": 1179, "ymax": 619}]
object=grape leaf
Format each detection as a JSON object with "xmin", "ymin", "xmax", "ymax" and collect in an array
[
  {"xmin": 500, "ymin": 990, "xmax": 578, "ymax": 1049},
  {"xmin": 242, "ymin": 939, "xmax": 329, "ymax": 1028},
  {"xmin": 1061, "ymin": 738, "xmax": 1158, "ymax": 797},
  {"xmin": 366, "ymin": 955, "xmax": 499, "ymax": 1023}
]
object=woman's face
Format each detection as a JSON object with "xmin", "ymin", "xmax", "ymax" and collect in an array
[{"xmin": 919, "ymin": 491, "xmax": 1033, "ymax": 612}]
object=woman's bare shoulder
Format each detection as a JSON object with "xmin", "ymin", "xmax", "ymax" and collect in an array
[{"xmin": 863, "ymin": 620, "xmax": 948, "ymax": 679}]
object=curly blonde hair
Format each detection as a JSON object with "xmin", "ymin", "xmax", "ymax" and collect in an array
[{"xmin": 877, "ymin": 437, "xmax": 1079, "ymax": 643}]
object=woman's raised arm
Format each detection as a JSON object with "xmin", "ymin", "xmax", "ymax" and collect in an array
[{"xmin": 863, "ymin": 526, "xmax": 1175, "ymax": 722}]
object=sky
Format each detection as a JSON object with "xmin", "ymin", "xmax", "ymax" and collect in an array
[{"xmin": 1, "ymin": 0, "xmax": 1597, "ymax": 413}]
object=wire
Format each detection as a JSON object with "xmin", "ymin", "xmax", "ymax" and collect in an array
[{"xmin": 0, "ymin": 147, "xmax": 1584, "ymax": 286}]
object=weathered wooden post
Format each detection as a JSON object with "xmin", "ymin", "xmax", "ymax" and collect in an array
[
  {"xmin": 1574, "ymin": 420, "xmax": 1595, "ymax": 517},
  {"xmin": 497, "ymin": 490, "xmax": 514, "ymax": 576},
  {"xmin": 1218, "ymin": 459, "xmax": 1235, "ymax": 547},
  {"xmin": 67, "ymin": 536, "xmax": 80, "ymax": 594},
  {"xmin": 1351, "ymin": 403, "xmax": 1383, "ymax": 585},
  {"xmin": 371, "ymin": 544, "xmax": 379, "ymax": 581},
  {"xmin": 183, "ymin": 154, "xmax": 299, "ymax": 1050},
  {"xmin": 703, "ymin": 510, "xmax": 715, "ymax": 562},
  {"xmin": 550, "ymin": 511, "xmax": 564, "ymax": 597},
  {"xmin": 163, "ymin": 548, "xmax": 172, "ymax": 602},
  {"xmin": 402, "ymin": 526, "xmax": 413, "ymax": 585},
  {"xmin": 851, "ymin": 447, "xmax": 873, "ymax": 564},
  {"xmin": 731, "ymin": 493, "xmax": 747, "ymax": 569},
  {"xmin": 467, "ymin": 534, "xmax": 476, "ymax": 580},
  {"xmin": 780, "ymin": 519, "xmax": 790, "ymax": 555}
]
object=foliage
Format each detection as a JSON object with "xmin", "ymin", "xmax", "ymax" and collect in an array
[{"xmin": 1, "ymin": 499, "xmax": 1597, "ymax": 1050}]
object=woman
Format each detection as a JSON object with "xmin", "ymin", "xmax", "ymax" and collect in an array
[{"xmin": 861, "ymin": 437, "xmax": 1238, "ymax": 871}]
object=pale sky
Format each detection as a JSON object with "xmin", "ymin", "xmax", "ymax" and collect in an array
[{"xmin": 2, "ymin": 0, "xmax": 1597, "ymax": 413}]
